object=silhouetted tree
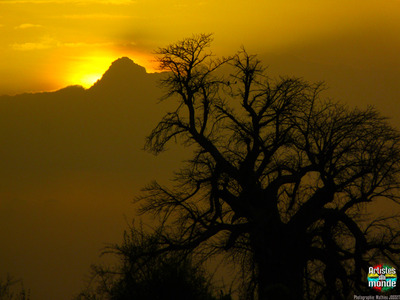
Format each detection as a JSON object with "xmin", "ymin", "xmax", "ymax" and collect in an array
[
  {"xmin": 75, "ymin": 224, "xmax": 232, "ymax": 300},
  {"xmin": 135, "ymin": 34, "xmax": 400, "ymax": 299},
  {"xmin": 0, "ymin": 275, "xmax": 29, "ymax": 300}
]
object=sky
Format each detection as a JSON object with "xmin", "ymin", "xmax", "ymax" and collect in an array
[
  {"xmin": 1, "ymin": 1, "xmax": 400, "ymax": 299},
  {"xmin": 1, "ymin": 0, "xmax": 399, "ymax": 95}
]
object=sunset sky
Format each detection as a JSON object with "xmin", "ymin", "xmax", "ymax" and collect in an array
[
  {"xmin": 1, "ymin": 0, "xmax": 399, "ymax": 95},
  {"xmin": 1, "ymin": 1, "xmax": 400, "ymax": 299}
]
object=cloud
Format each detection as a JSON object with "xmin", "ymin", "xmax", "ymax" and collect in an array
[
  {"xmin": 61, "ymin": 14, "xmax": 132, "ymax": 19},
  {"xmin": 63, "ymin": 42, "xmax": 114, "ymax": 48},
  {"xmin": 10, "ymin": 35, "xmax": 59, "ymax": 50},
  {"xmin": 14, "ymin": 23, "xmax": 43, "ymax": 29},
  {"xmin": 10, "ymin": 38, "xmax": 115, "ymax": 51},
  {"xmin": 0, "ymin": 0, "xmax": 135, "ymax": 4},
  {"xmin": 10, "ymin": 41, "xmax": 53, "ymax": 51}
]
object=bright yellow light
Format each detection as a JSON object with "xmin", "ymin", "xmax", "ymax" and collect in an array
[
  {"xmin": 56, "ymin": 51, "xmax": 157, "ymax": 90},
  {"xmin": 44, "ymin": 48, "xmax": 157, "ymax": 92},
  {"xmin": 76, "ymin": 72, "xmax": 103, "ymax": 88},
  {"xmin": 66, "ymin": 55, "xmax": 114, "ymax": 88}
]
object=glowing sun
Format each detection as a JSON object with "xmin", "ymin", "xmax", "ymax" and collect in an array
[{"xmin": 64, "ymin": 55, "xmax": 115, "ymax": 88}]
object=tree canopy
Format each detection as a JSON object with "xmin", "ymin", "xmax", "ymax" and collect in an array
[
  {"xmin": 0, "ymin": 275, "xmax": 29, "ymax": 300},
  {"xmin": 75, "ymin": 224, "xmax": 232, "ymax": 300},
  {"xmin": 135, "ymin": 34, "xmax": 400, "ymax": 299}
]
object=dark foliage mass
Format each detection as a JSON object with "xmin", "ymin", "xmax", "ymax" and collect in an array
[
  {"xmin": 75, "ymin": 225, "xmax": 231, "ymax": 300},
  {"xmin": 0, "ymin": 276, "xmax": 29, "ymax": 300},
  {"xmin": 137, "ymin": 34, "xmax": 400, "ymax": 299}
]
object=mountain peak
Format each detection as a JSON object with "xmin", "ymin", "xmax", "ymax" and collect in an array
[
  {"xmin": 89, "ymin": 57, "xmax": 148, "ymax": 92},
  {"xmin": 109, "ymin": 57, "xmax": 146, "ymax": 74}
]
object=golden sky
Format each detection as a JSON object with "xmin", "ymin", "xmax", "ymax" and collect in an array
[
  {"xmin": 1, "ymin": 1, "xmax": 400, "ymax": 299},
  {"xmin": 1, "ymin": 0, "xmax": 400, "ymax": 94}
]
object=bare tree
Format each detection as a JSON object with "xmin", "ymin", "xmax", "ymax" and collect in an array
[
  {"xmin": 138, "ymin": 34, "xmax": 400, "ymax": 299},
  {"xmin": 0, "ymin": 275, "xmax": 29, "ymax": 300},
  {"xmin": 74, "ymin": 223, "xmax": 232, "ymax": 300}
]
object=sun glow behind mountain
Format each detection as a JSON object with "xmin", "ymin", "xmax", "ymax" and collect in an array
[
  {"xmin": 65, "ymin": 55, "xmax": 115, "ymax": 88},
  {"xmin": 59, "ymin": 52, "xmax": 157, "ymax": 89},
  {"xmin": 1, "ymin": 0, "xmax": 399, "ymax": 95},
  {"xmin": 78, "ymin": 73, "xmax": 103, "ymax": 88}
]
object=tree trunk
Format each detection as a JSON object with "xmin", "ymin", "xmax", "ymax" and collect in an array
[{"xmin": 251, "ymin": 226, "xmax": 306, "ymax": 300}]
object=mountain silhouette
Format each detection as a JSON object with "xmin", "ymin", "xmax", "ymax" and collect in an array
[
  {"xmin": 0, "ymin": 57, "xmax": 169, "ymax": 170},
  {"xmin": 89, "ymin": 57, "xmax": 158, "ymax": 95},
  {"xmin": 91, "ymin": 57, "xmax": 146, "ymax": 85},
  {"xmin": 0, "ymin": 58, "xmax": 184, "ymax": 300}
]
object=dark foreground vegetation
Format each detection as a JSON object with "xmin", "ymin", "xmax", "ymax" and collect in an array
[
  {"xmin": 75, "ymin": 224, "xmax": 232, "ymax": 300},
  {"xmin": 0, "ymin": 275, "xmax": 29, "ymax": 300}
]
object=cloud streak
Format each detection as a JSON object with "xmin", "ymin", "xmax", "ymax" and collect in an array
[
  {"xmin": 10, "ymin": 38, "xmax": 115, "ymax": 51},
  {"xmin": 60, "ymin": 13, "xmax": 133, "ymax": 19},
  {"xmin": 0, "ymin": 0, "xmax": 135, "ymax": 4},
  {"xmin": 14, "ymin": 23, "xmax": 43, "ymax": 29},
  {"xmin": 11, "ymin": 42, "xmax": 52, "ymax": 51},
  {"xmin": 63, "ymin": 42, "xmax": 115, "ymax": 48}
]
